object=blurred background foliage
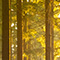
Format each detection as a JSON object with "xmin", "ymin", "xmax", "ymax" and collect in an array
[{"xmin": 9, "ymin": 0, "xmax": 60, "ymax": 60}]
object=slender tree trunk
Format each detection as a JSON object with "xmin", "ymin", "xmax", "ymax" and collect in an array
[
  {"xmin": 9, "ymin": 0, "xmax": 12, "ymax": 60},
  {"xmin": 45, "ymin": 0, "xmax": 54, "ymax": 60},
  {"xmin": 17, "ymin": 0, "xmax": 22, "ymax": 60},
  {"xmin": 2, "ymin": 0, "xmax": 9, "ymax": 60}
]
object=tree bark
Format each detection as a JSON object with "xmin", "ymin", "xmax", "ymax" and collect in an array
[
  {"xmin": 2, "ymin": 0, "xmax": 9, "ymax": 60},
  {"xmin": 17, "ymin": 0, "xmax": 22, "ymax": 60},
  {"xmin": 45, "ymin": 0, "xmax": 54, "ymax": 60}
]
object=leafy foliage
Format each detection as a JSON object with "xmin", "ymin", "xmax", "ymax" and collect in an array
[{"xmin": 22, "ymin": 0, "xmax": 45, "ymax": 60}]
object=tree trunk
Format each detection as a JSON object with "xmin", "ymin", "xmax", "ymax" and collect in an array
[{"xmin": 45, "ymin": 0, "xmax": 54, "ymax": 60}]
